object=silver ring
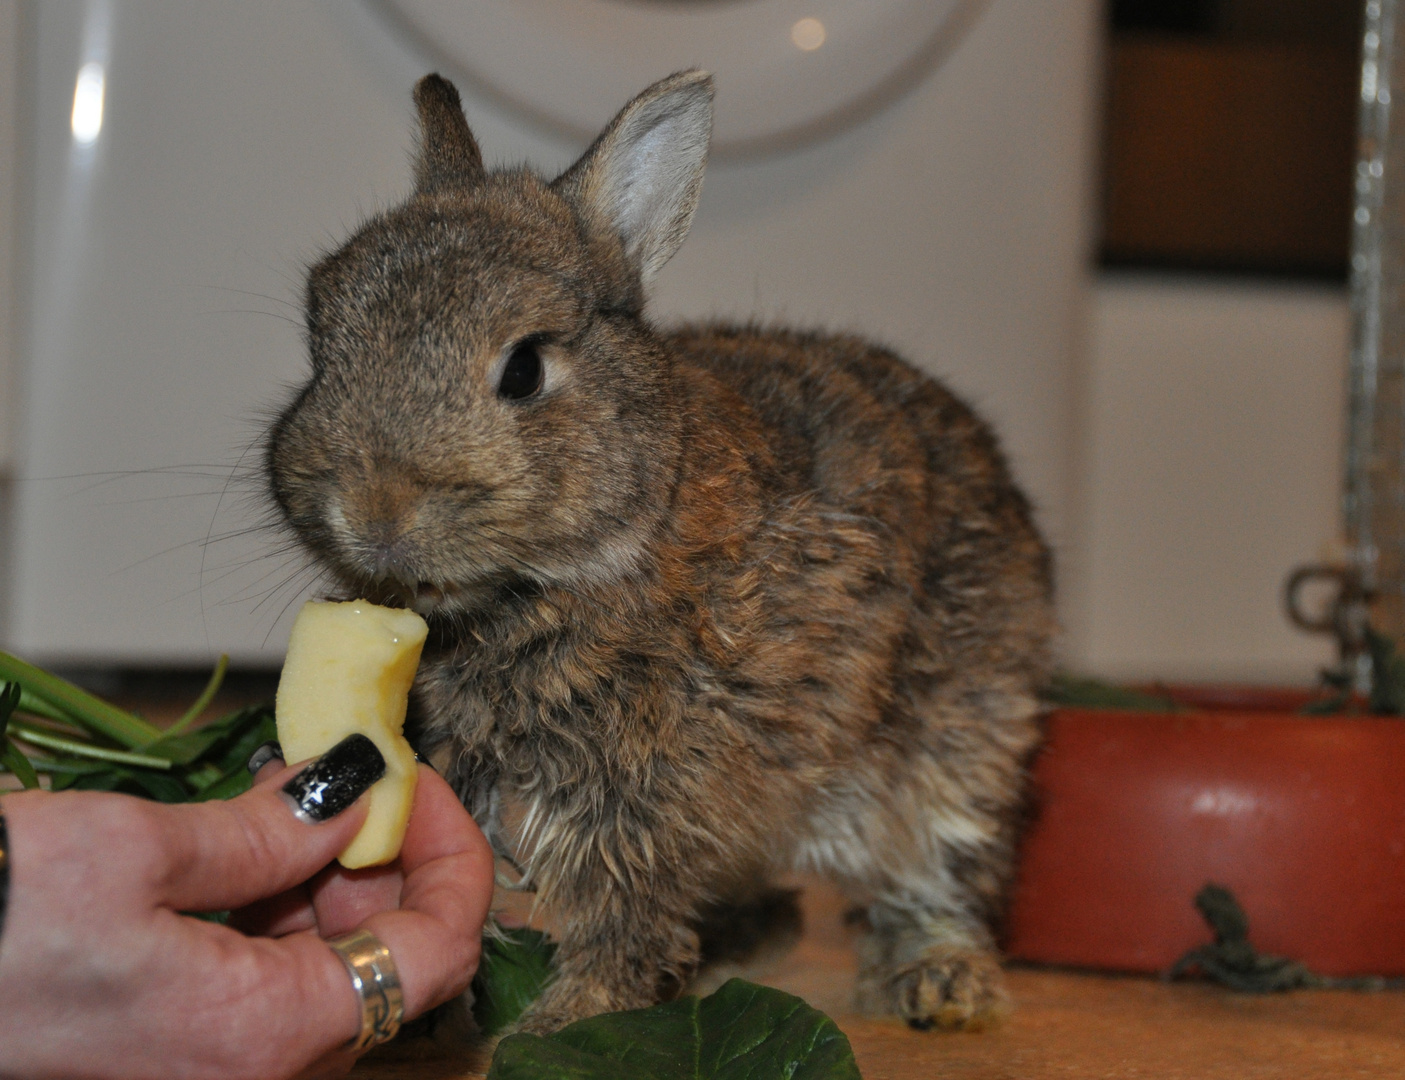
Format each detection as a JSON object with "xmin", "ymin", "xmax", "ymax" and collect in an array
[{"xmin": 327, "ymin": 928, "xmax": 404, "ymax": 1053}]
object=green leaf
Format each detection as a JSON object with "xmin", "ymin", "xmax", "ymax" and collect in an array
[
  {"xmin": 1044, "ymin": 673, "xmax": 1182, "ymax": 712},
  {"xmin": 150, "ymin": 704, "xmax": 275, "ymax": 768},
  {"xmin": 1300, "ymin": 691, "xmax": 1351, "ymax": 716},
  {"xmin": 7, "ymin": 720, "xmax": 174, "ymax": 769},
  {"xmin": 41, "ymin": 757, "xmax": 128, "ymax": 789},
  {"xmin": 16, "ymin": 688, "xmax": 84, "ymax": 726},
  {"xmin": 202, "ymin": 706, "xmax": 277, "ymax": 776},
  {"xmin": 162, "ymin": 654, "xmax": 228, "ymax": 738},
  {"xmin": 46, "ymin": 766, "xmax": 88, "ymax": 791},
  {"xmin": 178, "ymin": 706, "xmax": 277, "ymax": 802},
  {"xmin": 3, "ymin": 701, "xmax": 273, "ymax": 804},
  {"xmin": 487, "ymin": 979, "xmax": 862, "ymax": 1080},
  {"xmin": 143, "ymin": 727, "xmax": 227, "ymax": 767},
  {"xmin": 63, "ymin": 763, "xmax": 189, "ymax": 802},
  {"xmin": 1, "ymin": 735, "xmax": 41, "ymax": 789},
  {"xmin": 0, "ymin": 651, "xmax": 162, "ymax": 748},
  {"xmin": 188, "ymin": 762, "xmax": 255, "ymax": 802},
  {"xmin": 0, "ymin": 681, "xmax": 21, "ymax": 738},
  {"xmin": 63, "ymin": 769, "xmax": 127, "ymax": 793},
  {"xmin": 123, "ymin": 768, "xmax": 195, "ymax": 803},
  {"xmin": 186, "ymin": 909, "xmax": 233, "ymax": 925},
  {"xmin": 472, "ymin": 927, "xmax": 559, "ymax": 1037}
]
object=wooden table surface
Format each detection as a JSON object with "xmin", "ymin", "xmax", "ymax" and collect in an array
[{"xmin": 354, "ymin": 880, "xmax": 1405, "ymax": 1079}]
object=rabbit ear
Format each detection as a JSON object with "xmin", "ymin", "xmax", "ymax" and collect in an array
[
  {"xmin": 412, "ymin": 74, "xmax": 485, "ymax": 194},
  {"xmin": 554, "ymin": 70, "xmax": 713, "ymax": 286}
]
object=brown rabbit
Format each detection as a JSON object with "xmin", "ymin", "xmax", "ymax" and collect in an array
[{"xmin": 266, "ymin": 71, "xmax": 1053, "ymax": 1034}]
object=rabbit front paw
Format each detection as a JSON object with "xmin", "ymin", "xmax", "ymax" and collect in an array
[{"xmin": 860, "ymin": 946, "xmax": 1010, "ymax": 1032}]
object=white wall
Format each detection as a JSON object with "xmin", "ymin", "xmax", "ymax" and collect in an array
[
  {"xmin": 656, "ymin": 0, "xmax": 1104, "ymax": 553},
  {"xmin": 1, "ymin": 0, "xmax": 1103, "ymax": 665},
  {"xmin": 0, "ymin": 0, "xmax": 19, "ymax": 473},
  {"xmin": 0, "ymin": 4, "xmax": 1353, "ymax": 685},
  {"xmin": 1063, "ymin": 275, "xmax": 1347, "ymax": 684}
]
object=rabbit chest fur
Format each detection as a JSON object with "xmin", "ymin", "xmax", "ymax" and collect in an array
[{"xmin": 267, "ymin": 72, "xmax": 1054, "ymax": 1034}]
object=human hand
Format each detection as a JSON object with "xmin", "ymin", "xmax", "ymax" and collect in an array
[{"xmin": 0, "ymin": 740, "xmax": 494, "ymax": 1080}]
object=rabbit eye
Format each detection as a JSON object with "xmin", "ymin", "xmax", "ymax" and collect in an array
[{"xmin": 498, "ymin": 340, "xmax": 544, "ymax": 400}]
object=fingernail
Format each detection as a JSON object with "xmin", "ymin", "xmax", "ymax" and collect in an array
[
  {"xmin": 281, "ymin": 734, "xmax": 385, "ymax": 824},
  {"xmin": 246, "ymin": 740, "xmax": 284, "ymax": 775}
]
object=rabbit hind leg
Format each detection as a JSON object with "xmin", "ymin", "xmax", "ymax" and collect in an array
[
  {"xmin": 799, "ymin": 758, "xmax": 1021, "ymax": 1030},
  {"xmin": 855, "ymin": 884, "xmax": 1011, "ymax": 1031}
]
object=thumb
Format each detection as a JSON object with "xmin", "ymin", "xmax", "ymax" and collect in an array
[{"xmin": 150, "ymin": 734, "xmax": 384, "ymax": 913}]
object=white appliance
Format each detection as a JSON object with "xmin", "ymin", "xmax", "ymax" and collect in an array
[{"xmin": 0, "ymin": 0, "xmax": 1100, "ymax": 665}]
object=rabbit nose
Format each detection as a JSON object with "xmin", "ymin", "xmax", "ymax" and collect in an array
[
  {"xmin": 372, "ymin": 539, "xmax": 407, "ymax": 579},
  {"xmin": 367, "ymin": 532, "xmax": 417, "ymax": 586}
]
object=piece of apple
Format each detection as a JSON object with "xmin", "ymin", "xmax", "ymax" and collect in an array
[{"xmin": 275, "ymin": 599, "xmax": 429, "ymax": 868}]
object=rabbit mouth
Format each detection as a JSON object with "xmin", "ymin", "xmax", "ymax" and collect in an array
[
  {"xmin": 409, "ymin": 580, "xmax": 448, "ymax": 614},
  {"xmin": 357, "ymin": 573, "xmax": 448, "ymax": 614}
]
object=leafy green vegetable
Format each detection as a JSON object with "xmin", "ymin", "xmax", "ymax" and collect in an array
[
  {"xmin": 488, "ymin": 978, "xmax": 861, "ymax": 1080},
  {"xmin": 1044, "ymin": 673, "xmax": 1182, "ymax": 712},
  {"xmin": 472, "ymin": 926, "xmax": 559, "ymax": 1036},
  {"xmin": 0, "ymin": 652, "xmax": 275, "ymax": 803},
  {"xmin": 0, "ymin": 741, "xmax": 39, "ymax": 789},
  {"xmin": 0, "ymin": 679, "xmax": 20, "ymax": 734},
  {"xmin": 1301, "ymin": 628, "xmax": 1405, "ymax": 716},
  {"xmin": 0, "ymin": 651, "xmax": 162, "ymax": 748},
  {"xmin": 162, "ymin": 654, "xmax": 230, "ymax": 738},
  {"xmin": 6, "ymin": 721, "xmax": 174, "ymax": 769},
  {"xmin": 0, "ymin": 682, "xmax": 37, "ymax": 789}
]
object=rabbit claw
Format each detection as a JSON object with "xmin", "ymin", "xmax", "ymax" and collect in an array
[{"xmin": 864, "ymin": 947, "xmax": 1010, "ymax": 1032}]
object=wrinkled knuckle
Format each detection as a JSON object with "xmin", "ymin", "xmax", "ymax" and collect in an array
[
  {"xmin": 118, "ymin": 800, "xmax": 185, "ymax": 886},
  {"xmin": 208, "ymin": 944, "xmax": 317, "ymax": 1079},
  {"xmin": 435, "ymin": 928, "xmax": 482, "ymax": 1003},
  {"xmin": 233, "ymin": 804, "xmax": 295, "ymax": 872}
]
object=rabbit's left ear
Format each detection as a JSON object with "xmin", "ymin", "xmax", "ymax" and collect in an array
[
  {"xmin": 413, "ymin": 74, "xmax": 485, "ymax": 194},
  {"xmin": 554, "ymin": 70, "xmax": 713, "ymax": 287}
]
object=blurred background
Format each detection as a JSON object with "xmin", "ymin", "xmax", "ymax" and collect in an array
[{"xmin": 0, "ymin": 0, "xmax": 1362, "ymax": 685}]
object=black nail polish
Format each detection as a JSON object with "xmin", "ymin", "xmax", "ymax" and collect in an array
[
  {"xmin": 246, "ymin": 740, "xmax": 284, "ymax": 776},
  {"xmin": 282, "ymin": 734, "xmax": 385, "ymax": 824}
]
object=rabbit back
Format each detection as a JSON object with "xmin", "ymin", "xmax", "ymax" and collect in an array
[{"xmin": 671, "ymin": 322, "xmax": 1053, "ymax": 714}]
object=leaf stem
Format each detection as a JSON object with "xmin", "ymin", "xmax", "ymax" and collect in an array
[
  {"xmin": 19, "ymin": 757, "xmax": 105, "ymax": 775},
  {"xmin": 8, "ymin": 721, "xmax": 173, "ymax": 770},
  {"xmin": 0, "ymin": 652, "xmax": 163, "ymax": 748},
  {"xmin": 163, "ymin": 654, "xmax": 229, "ymax": 737},
  {"xmin": 17, "ymin": 690, "xmax": 79, "ymax": 726}
]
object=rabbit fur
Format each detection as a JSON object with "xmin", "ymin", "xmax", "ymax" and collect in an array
[{"xmin": 266, "ymin": 71, "xmax": 1054, "ymax": 1034}]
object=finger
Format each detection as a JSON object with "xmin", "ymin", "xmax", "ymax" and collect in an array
[
  {"xmin": 357, "ymin": 769, "xmax": 495, "ymax": 1018},
  {"xmin": 292, "ymin": 1047, "xmax": 358, "ymax": 1080},
  {"xmin": 310, "ymin": 862, "xmax": 404, "ymax": 938},
  {"xmin": 311, "ymin": 764, "xmax": 478, "ymax": 942},
  {"xmin": 233, "ymin": 741, "xmax": 358, "ymax": 933},
  {"xmin": 150, "ymin": 735, "xmax": 386, "ymax": 911},
  {"xmin": 229, "ymin": 884, "xmax": 318, "ymax": 938},
  {"xmin": 147, "ymin": 918, "xmax": 365, "ymax": 1078}
]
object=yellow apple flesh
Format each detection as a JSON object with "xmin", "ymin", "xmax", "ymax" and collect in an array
[{"xmin": 275, "ymin": 599, "xmax": 428, "ymax": 868}]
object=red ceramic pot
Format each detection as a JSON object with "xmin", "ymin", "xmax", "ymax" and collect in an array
[{"xmin": 1003, "ymin": 708, "xmax": 1405, "ymax": 976}]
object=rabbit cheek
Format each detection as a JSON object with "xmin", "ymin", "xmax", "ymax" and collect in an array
[{"xmin": 265, "ymin": 421, "xmax": 353, "ymax": 570}]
